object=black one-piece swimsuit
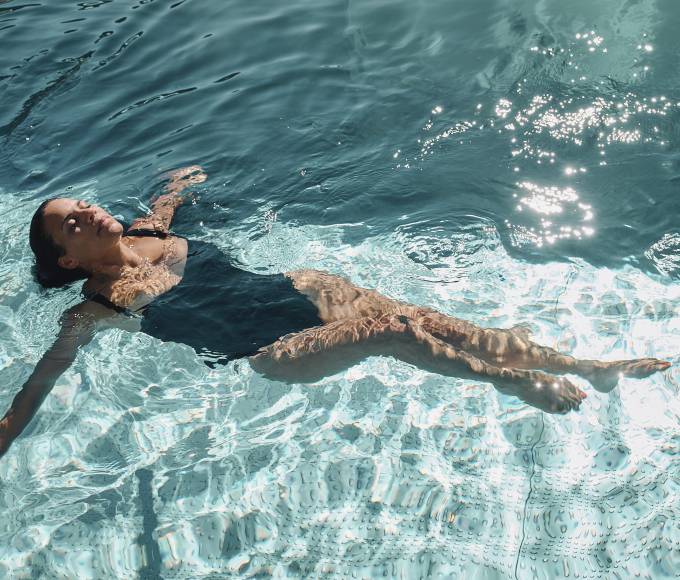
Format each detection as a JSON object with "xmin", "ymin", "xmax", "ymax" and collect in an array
[{"xmin": 90, "ymin": 230, "xmax": 324, "ymax": 366}]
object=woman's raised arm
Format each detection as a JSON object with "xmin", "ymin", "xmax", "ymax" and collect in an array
[
  {"xmin": 128, "ymin": 165, "xmax": 206, "ymax": 234},
  {"xmin": 0, "ymin": 300, "xmax": 118, "ymax": 458}
]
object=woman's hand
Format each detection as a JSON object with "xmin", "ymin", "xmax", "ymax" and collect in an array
[
  {"xmin": 130, "ymin": 165, "xmax": 207, "ymax": 234},
  {"xmin": 164, "ymin": 165, "xmax": 207, "ymax": 196}
]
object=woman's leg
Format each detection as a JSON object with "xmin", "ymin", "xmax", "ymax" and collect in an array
[
  {"xmin": 249, "ymin": 314, "xmax": 586, "ymax": 413},
  {"xmin": 286, "ymin": 269, "xmax": 670, "ymax": 391},
  {"xmin": 410, "ymin": 309, "xmax": 670, "ymax": 390}
]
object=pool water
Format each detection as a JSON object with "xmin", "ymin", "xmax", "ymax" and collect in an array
[{"xmin": 1, "ymin": 0, "xmax": 679, "ymax": 577}]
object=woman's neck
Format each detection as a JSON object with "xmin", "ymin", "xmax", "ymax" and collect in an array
[{"xmin": 87, "ymin": 239, "xmax": 143, "ymax": 279}]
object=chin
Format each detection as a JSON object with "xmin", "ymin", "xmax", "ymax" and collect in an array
[
  {"xmin": 98, "ymin": 222, "xmax": 123, "ymax": 243},
  {"xmin": 104, "ymin": 220, "xmax": 124, "ymax": 236}
]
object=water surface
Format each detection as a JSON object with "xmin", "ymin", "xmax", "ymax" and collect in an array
[{"xmin": 0, "ymin": 0, "xmax": 679, "ymax": 578}]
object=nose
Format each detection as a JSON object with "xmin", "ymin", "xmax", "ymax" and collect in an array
[{"xmin": 75, "ymin": 205, "xmax": 98, "ymax": 224}]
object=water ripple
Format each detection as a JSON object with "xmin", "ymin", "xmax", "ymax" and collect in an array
[
  {"xmin": 92, "ymin": 31, "xmax": 144, "ymax": 71},
  {"xmin": 0, "ymin": 51, "xmax": 93, "ymax": 138},
  {"xmin": 1, "ymin": 0, "xmax": 680, "ymax": 577},
  {"xmin": 108, "ymin": 86, "xmax": 197, "ymax": 121}
]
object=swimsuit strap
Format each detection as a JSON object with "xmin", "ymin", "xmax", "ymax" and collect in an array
[
  {"xmin": 125, "ymin": 228, "xmax": 169, "ymax": 239},
  {"xmin": 88, "ymin": 291, "xmax": 128, "ymax": 313}
]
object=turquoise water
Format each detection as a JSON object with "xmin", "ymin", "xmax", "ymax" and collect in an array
[{"xmin": 1, "ymin": 0, "xmax": 679, "ymax": 577}]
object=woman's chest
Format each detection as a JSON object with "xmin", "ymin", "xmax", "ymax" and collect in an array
[{"xmin": 97, "ymin": 236, "xmax": 190, "ymax": 309}]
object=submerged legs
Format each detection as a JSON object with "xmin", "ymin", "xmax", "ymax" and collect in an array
[
  {"xmin": 412, "ymin": 308, "xmax": 670, "ymax": 392},
  {"xmin": 266, "ymin": 269, "xmax": 671, "ymax": 413},
  {"xmin": 250, "ymin": 314, "xmax": 586, "ymax": 413}
]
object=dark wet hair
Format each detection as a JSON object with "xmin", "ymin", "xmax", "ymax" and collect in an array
[{"xmin": 29, "ymin": 198, "xmax": 89, "ymax": 288}]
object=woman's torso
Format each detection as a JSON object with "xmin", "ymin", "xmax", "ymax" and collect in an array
[
  {"xmin": 84, "ymin": 231, "xmax": 189, "ymax": 311},
  {"xmin": 86, "ymin": 232, "xmax": 323, "ymax": 365}
]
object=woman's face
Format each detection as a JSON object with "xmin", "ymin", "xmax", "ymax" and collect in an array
[{"xmin": 42, "ymin": 198, "xmax": 124, "ymax": 270}]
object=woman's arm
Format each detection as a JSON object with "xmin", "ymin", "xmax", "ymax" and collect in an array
[
  {"xmin": 128, "ymin": 165, "xmax": 206, "ymax": 234},
  {"xmin": 0, "ymin": 301, "xmax": 115, "ymax": 458}
]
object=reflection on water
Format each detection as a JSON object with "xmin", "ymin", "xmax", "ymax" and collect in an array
[
  {"xmin": 0, "ymin": 0, "xmax": 679, "ymax": 577},
  {"xmin": 509, "ymin": 181, "xmax": 593, "ymax": 247},
  {"xmin": 398, "ymin": 23, "xmax": 679, "ymax": 255},
  {"xmin": 1, "ymin": 215, "xmax": 678, "ymax": 578},
  {"xmin": 646, "ymin": 233, "xmax": 680, "ymax": 277}
]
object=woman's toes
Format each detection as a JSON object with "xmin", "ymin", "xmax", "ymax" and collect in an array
[
  {"xmin": 562, "ymin": 379, "xmax": 586, "ymax": 411},
  {"xmin": 627, "ymin": 358, "xmax": 671, "ymax": 378},
  {"xmin": 568, "ymin": 395, "xmax": 582, "ymax": 411},
  {"xmin": 588, "ymin": 358, "xmax": 670, "ymax": 392},
  {"xmin": 542, "ymin": 378, "xmax": 584, "ymax": 413}
]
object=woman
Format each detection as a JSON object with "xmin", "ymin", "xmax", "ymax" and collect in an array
[{"xmin": 0, "ymin": 166, "xmax": 671, "ymax": 457}]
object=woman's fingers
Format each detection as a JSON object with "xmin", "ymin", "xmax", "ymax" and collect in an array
[
  {"xmin": 162, "ymin": 165, "xmax": 208, "ymax": 192},
  {"xmin": 171, "ymin": 165, "xmax": 206, "ymax": 182}
]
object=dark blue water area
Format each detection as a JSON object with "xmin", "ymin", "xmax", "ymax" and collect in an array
[{"xmin": 2, "ymin": 0, "xmax": 679, "ymax": 273}]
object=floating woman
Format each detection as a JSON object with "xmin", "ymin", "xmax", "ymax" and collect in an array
[{"xmin": 0, "ymin": 166, "xmax": 671, "ymax": 457}]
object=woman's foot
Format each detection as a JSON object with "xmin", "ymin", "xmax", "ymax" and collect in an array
[
  {"xmin": 511, "ymin": 371, "xmax": 587, "ymax": 414},
  {"xmin": 585, "ymin": 358, "xmax": 671, "ymax": 393},
  {"xmin": 494, "ymin": 369, "xmax": 588, "ymax": 414}
]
